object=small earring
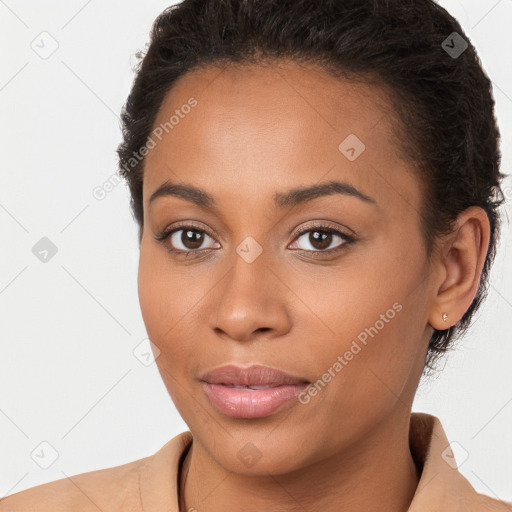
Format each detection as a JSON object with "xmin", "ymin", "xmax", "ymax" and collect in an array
[{"xmin": 442, "ymin": 313, "xmax": 448, "ymax": 322}]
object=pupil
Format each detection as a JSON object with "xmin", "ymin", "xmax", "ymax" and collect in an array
[
  {"xmin": 311, "ymin": 230, "xmax": 331, "ymax": 250},
  {"xmin": 183, "ymin": 230, "xmax": 204, "ymax": 249},
  {"xmin": 179, "ymin": 229, "xmax": 333, "ymax": 251}
]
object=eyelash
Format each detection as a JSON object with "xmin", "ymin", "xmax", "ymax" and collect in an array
[{"xmin": 154, "ymin": 221, "xmax": 355, "ymax": 259}]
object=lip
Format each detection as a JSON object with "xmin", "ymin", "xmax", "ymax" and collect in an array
[
  {"xmin": 199, "ymin": 364, "xmax": 309, "ymax": 386},
  {"xmin": 199, "ymin": 364, "xmax": 309, "ymax": 419}
]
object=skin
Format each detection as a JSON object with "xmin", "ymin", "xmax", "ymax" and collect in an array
[{"xmin": 137, "ymin": 59, "xmax": 490, "ymax": 512}]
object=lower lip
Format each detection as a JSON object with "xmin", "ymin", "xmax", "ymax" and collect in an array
[{"xmin": 201, "ymin": 382, "xmax": 308, "ymax": 418}]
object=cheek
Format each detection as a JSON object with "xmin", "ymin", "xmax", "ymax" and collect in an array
[
  {"xmin": 137, "ymin": 246, "xmax": 183, "ymax": 351},
  {"xmin": 299, "ymin": 300, "xmax": 419, "ymax": 439},
  {"xmin": 138, "ymin": 251, "xmax": 166, "ymax": 339},
  {"xmin": 137, "ymin": 244, "xmax": 208, "ymax": 374},
  {"xmin": 137, "ymin": 248, "xmax": 196, "ymax": 409},
  {"xmin": 304, "ymin": 235, "xmax": 428, "ymax": 400}
]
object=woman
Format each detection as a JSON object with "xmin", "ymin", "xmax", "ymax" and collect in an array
[{"xmin": 2, "ymin": 0, "xmax": 510, "ymax": 510}]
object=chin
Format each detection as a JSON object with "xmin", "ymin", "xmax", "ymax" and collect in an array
[{"xmin": 190, "ymin": 421, "xmax": 319, "ymax": 476}]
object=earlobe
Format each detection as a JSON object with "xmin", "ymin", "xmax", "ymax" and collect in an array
[{"xmin": 428, "ymin": 206, "xmax": 491, "ymax": 331}]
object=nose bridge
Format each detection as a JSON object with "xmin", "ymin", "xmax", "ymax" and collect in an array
[{"xmin": 208, "ymin": 236, "xmax": 291, "ymax": 341}]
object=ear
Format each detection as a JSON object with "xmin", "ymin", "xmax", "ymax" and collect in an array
[{"xmin": 428, "ymin": 206, "xmax": 491, "ymax": 330}]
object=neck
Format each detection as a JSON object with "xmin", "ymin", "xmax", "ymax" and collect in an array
[{"xmin": 179, "ymin": 410, "xmax": 420, "ymax": 512}]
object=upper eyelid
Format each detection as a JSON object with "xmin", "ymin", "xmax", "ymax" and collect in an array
[
  {"xmin": 164, "ymin": 222, "xmax": 352, "ymax": 247},
  {"xmin": 166, "ymin": 221, "xmax": 349, "ymax": 236},
  {"xmin": 293, "ymin": 223, "xmax": 351, "ymax": 237}
]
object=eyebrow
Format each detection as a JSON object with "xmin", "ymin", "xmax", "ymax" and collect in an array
[{"xmin": 148, "ymin": 179, "xmax": 377, "ymax": 211}]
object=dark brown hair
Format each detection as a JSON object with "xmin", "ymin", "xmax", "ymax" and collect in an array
[{"xmin": 117, "ymin": 0, "xmax": 505, "ymax": 375}]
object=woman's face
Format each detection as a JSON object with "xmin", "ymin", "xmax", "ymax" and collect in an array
[{"xmin": 138, "ymin": 60, "xmax": 435, "ymax": 474}]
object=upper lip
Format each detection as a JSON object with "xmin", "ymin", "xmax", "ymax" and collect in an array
[{"xmin": 200, "ymin": 364, "xmax": 309, "ymax": 386}]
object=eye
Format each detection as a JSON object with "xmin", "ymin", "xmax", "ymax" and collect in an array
[
  {"xmin": 288, "ymin": 224, "xmax": 354, "ymax": 254},
  {"xmin": 154, "ymin": 221, "xmax": 355, "ymax": 258},
  {"xmin": 154, "ymin": 223, "xmax": 220, "ymax": 255}
]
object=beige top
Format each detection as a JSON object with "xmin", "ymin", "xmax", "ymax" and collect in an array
[{"xmin": 1, "ymin": 412, "xmax": 510, "ymax": 511}]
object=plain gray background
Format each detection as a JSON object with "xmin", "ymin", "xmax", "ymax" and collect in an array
[{"xmin": 1, "ymin": 0, "xmax": 511, "ymax": 502}]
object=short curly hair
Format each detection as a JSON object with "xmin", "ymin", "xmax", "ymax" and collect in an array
[{"xmin": 117, "ymin": 0, "xmax": 506, "ymax": 375}]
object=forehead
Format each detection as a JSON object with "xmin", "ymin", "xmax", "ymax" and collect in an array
[{"xmin": 143, "ymin": 59, "xmax": 420, "ymax": 215}]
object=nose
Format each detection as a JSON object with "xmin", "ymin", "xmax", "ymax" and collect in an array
[{"xmin": 208, "ymin": 249, "xmax": 292, "ymax": 343}]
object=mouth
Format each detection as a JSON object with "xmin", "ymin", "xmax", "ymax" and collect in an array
[
  {"xmin": 219, "ymin": 384, "xmax": 284, "ymax": 389},
  {"xmin": 199, "ymin": 364, "xmax": 309, "ymax": 419},
  {"xmin": 199, "ymin": 363, "xmax": 309, "ymax": 387}
]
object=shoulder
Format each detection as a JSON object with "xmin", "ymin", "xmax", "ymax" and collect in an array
[
  {"xmin": 0, "ymin": 432, "xmax": 193, "ymax": 512},
  {"xmin": 471, "ymin": 494, "xmax": 512, "ymax": 512},
  {"xmin": 409, "ymin": 412, "xmax": 512, "ymax": 512},
  {"xmin": 0, "ymin": 454, "xmax": 151, "ymax": 512}
]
